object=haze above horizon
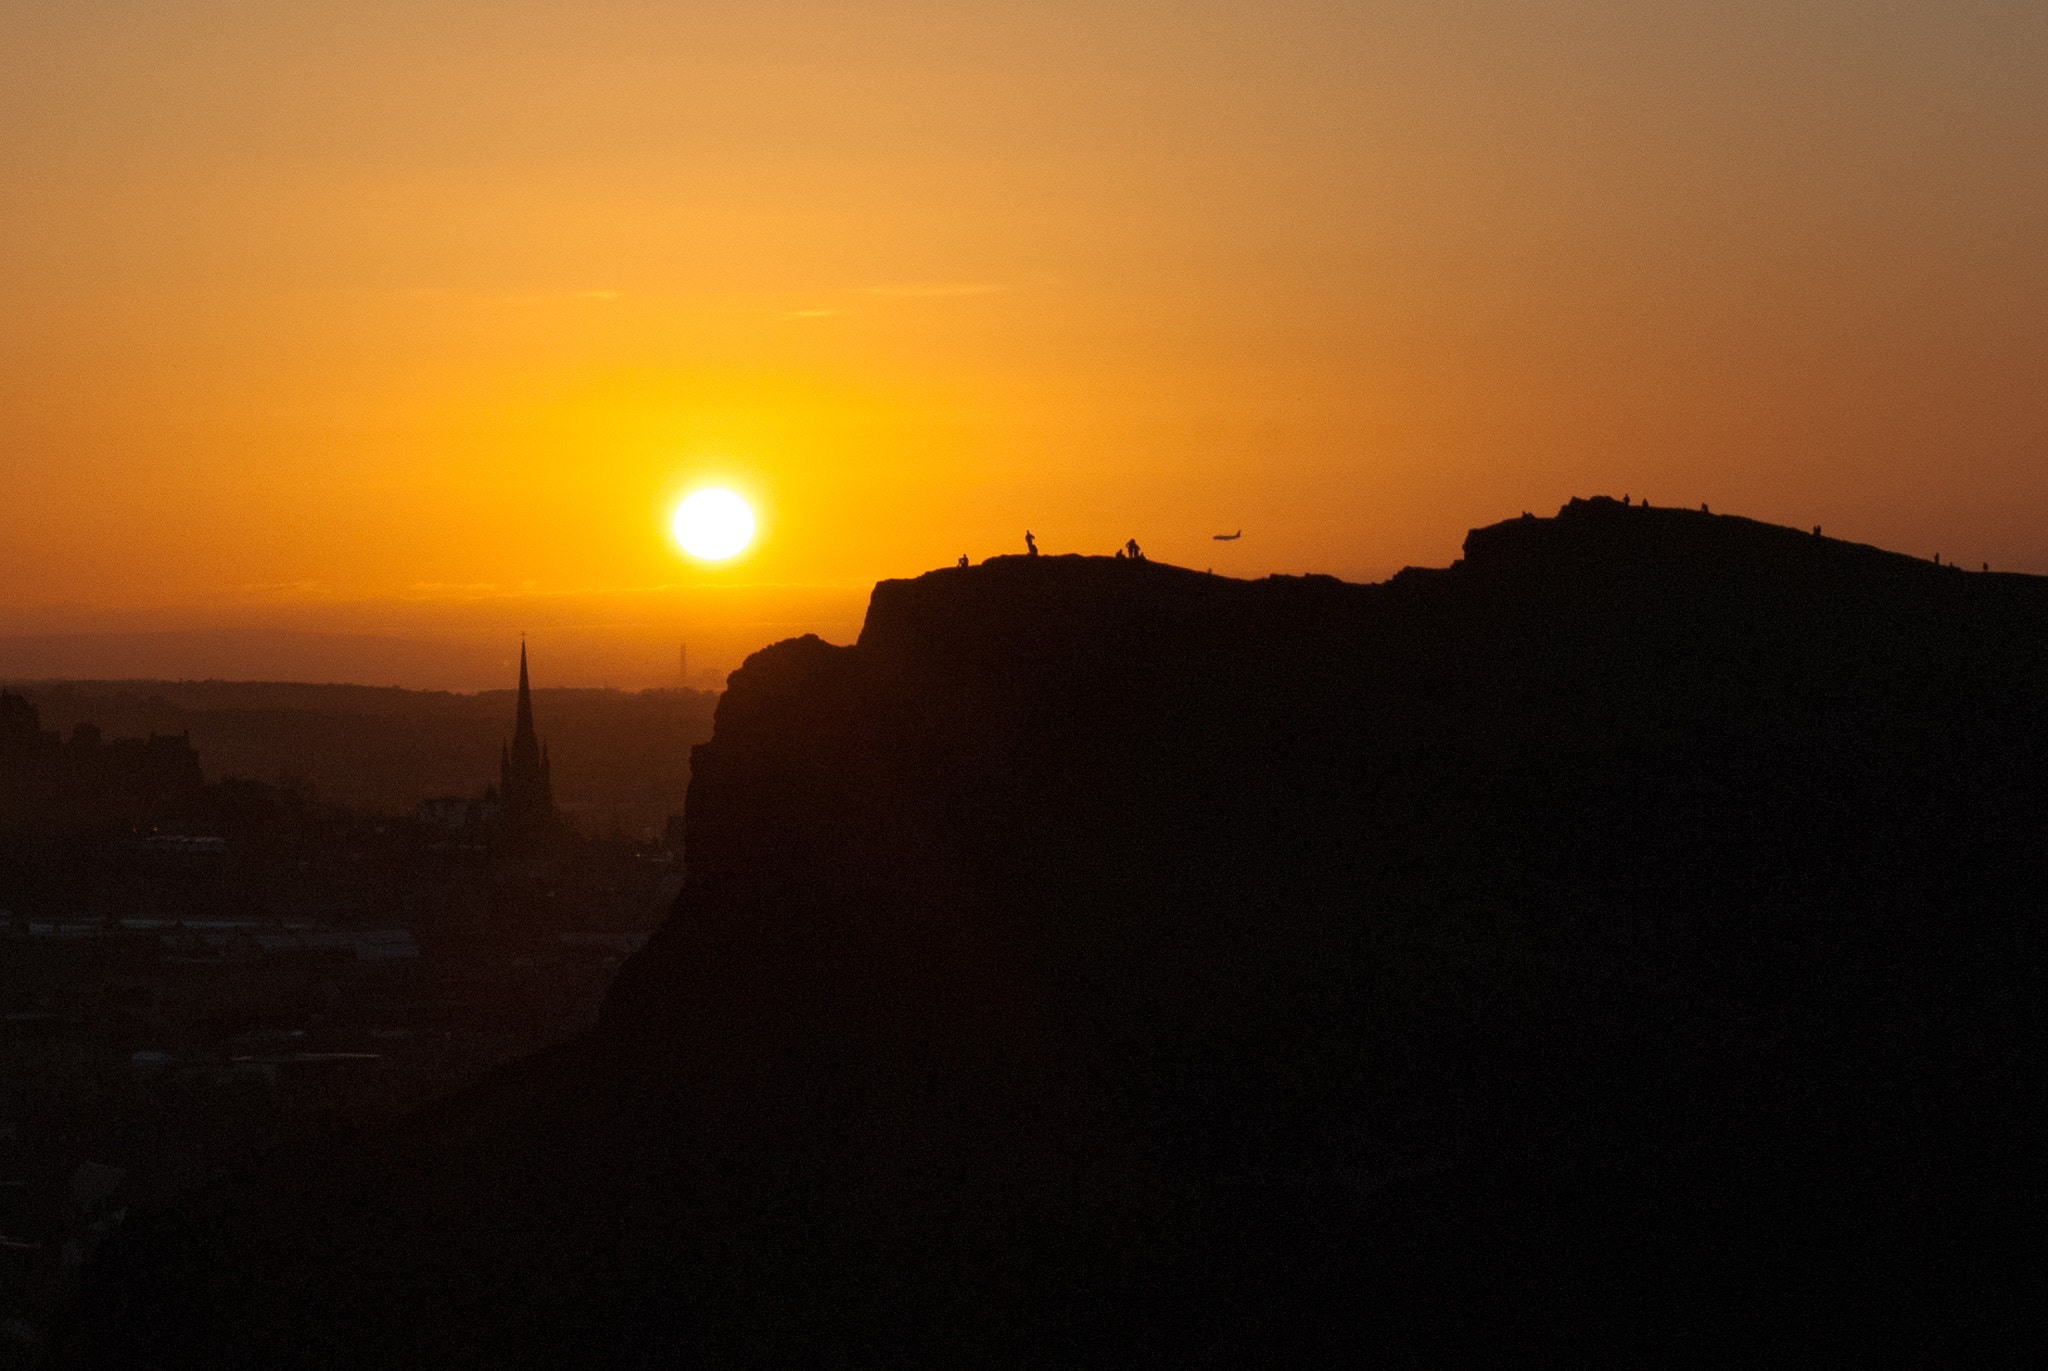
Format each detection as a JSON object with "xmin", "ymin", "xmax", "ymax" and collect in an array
[{"xmin": 4, "ymin": 1, "xmax": 2042, "ymax": 687}]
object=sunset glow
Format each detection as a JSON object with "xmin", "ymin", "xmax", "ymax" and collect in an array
[
  {"xmin": 3, "ymin": 9, "xmax": 2041, "ymax": 1349},
  {"xmin": 0, "ymin": 2, "xmax": 2041, "ymax": 687}
]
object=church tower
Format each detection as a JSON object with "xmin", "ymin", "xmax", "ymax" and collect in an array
[{"xmin": 499, "ymin": 642, "xmax": 554, "ymax": 844}]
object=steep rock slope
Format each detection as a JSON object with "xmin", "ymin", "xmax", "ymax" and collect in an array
[{"xmin": 70, "ymin": 499, "xmax": 2048, "ymax": 1364}]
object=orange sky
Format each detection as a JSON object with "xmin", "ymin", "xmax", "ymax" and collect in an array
[{"xmin": 3, "ymin": 1, "xmax": 2042, "ymax": 687}]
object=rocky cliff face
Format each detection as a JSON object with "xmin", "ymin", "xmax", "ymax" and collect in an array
[{"xmin": 70, "ymin": 499, "xmax": 2048, "ymax": 1365}]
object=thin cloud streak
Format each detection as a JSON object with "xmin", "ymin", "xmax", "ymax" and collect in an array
[
  {"xmin": 858, "ymin": 282, "xmax": 1018, "ymax": 298},
  {"xmin": 496, "ymin": 289, "xmax": 624, "ymax": 306}
]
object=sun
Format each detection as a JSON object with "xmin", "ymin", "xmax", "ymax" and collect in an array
[{"xmin": 672, "ymin": 488, "xmax": 756, "ymax": 561}]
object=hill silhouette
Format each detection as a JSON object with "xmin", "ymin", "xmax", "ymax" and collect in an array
[{"xmin": 64, "ymin": 499, "xmax": 2046, "ymax": 1363}]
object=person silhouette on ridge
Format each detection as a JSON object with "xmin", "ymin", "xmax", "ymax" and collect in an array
[
  {"xmin": 958, "ymin": 554, "xmax": 970, "ymax": 568},
  {"xmin": 1025, "ymin": 531, "xmax": 1038, "ymax": 557},
  {"xmin": 1126, "ymin": 539, "xmax": 1144, "ymax": 561}
]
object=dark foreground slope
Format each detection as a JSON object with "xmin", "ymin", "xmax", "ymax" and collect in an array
[{"xmin": 66, "ymin": 500, "xmax": 2047, "ymax": 1364}]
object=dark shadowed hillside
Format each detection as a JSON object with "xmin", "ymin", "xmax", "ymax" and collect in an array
[{"xmin": 63, "ymin": 500, "xmax": 2048, "ymax": 1365}]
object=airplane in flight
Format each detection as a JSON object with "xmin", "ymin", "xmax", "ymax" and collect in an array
[{"xmin": 1212, "ymin": 530, "xmax": 1242, "ymax": 541}]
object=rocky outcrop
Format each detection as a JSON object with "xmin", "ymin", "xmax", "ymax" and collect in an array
[{"xmin": 68, "ymin": 499, "xmax": 2048, "ymax": 1365}]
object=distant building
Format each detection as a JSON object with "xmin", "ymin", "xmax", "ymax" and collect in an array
[
  {"xmin": 142, "ymin": 834, "xmax": 227, "ymax": 855},
  {"xmin": 497, "ymin": 643, "xmax": 555, "ymax": 846},
  {"xmin": 1, "ymin": 689, "xmax": 204, "ymax": 829},
  {"xmin": 411, "ymin": 648, "xmax": 550, "ymax": 844},
  {"xmin": 417, "ymin": 794, "xmax": 499, "ymax": 830}
]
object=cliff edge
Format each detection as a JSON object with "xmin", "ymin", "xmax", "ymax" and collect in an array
[{"xmin": 69, "ymin": 499, "xmax": 2048, "ymax": 1364}]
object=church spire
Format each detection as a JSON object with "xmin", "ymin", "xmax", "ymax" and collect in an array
[
  {"xmin": 515, "ymin": 641, "xmax": 535, "ymax": 745},
  {"xmin": 500, "ymin": 639, "xmax": 552, "ymax": 846}
]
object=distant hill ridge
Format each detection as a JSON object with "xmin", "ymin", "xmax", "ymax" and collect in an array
[
  {"xmin": 71, "ymin": 499, "xmax": 2048, "ymax": 1364},
  {"xmin": 5, "ymin": 679, "xmax": 719, "ymax": 830}
]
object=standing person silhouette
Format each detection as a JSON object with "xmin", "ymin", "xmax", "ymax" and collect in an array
[
  {"xmin": 1126, "ymin": 539, "xmax": 1143, "ymax": 561},
  {"xmin": 1025, "ymin": 531, "xmax": 1038, "ymax": 557}
]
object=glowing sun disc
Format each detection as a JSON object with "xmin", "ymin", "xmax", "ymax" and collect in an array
[{"xmin": 673, "ymin": 488, "xmax": 756, "ymax": 561}]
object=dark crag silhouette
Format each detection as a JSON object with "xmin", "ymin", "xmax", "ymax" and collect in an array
[{"xmin": 65, "ymin": 498, "xmax": 2048, "ymax": 1364}]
